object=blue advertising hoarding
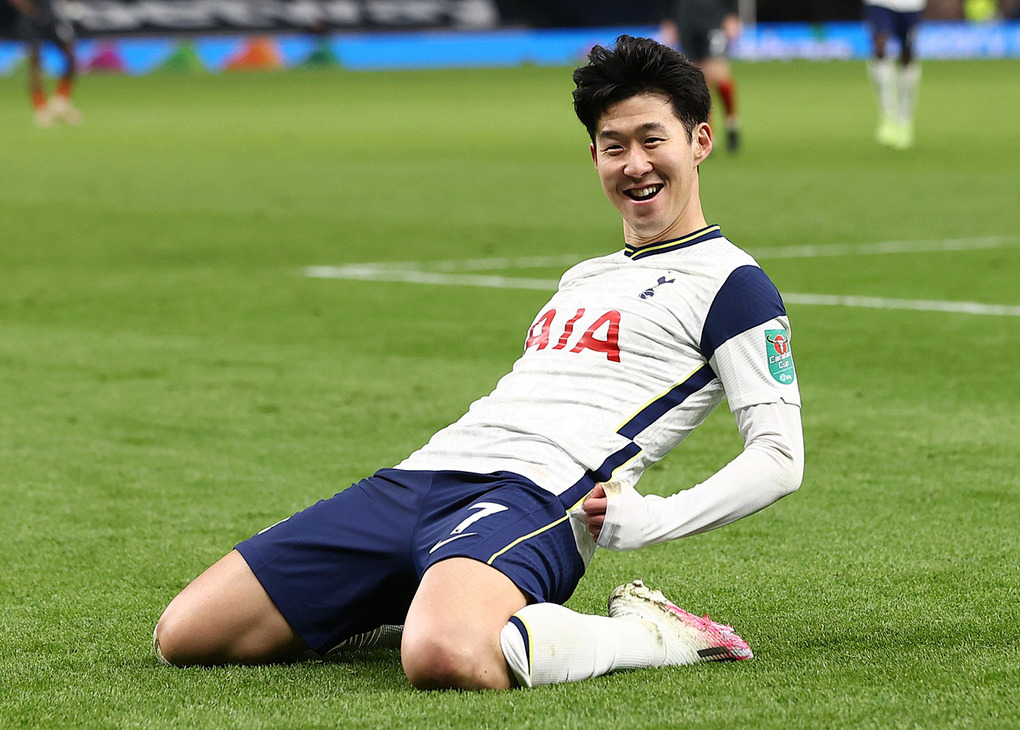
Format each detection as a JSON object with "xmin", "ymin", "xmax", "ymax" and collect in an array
[{"xmin": 2, "ymin": 21, "xmax": 1019, "ymax": 77}]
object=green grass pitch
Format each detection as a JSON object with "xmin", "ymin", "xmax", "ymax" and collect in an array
[{"xmin": 1, "ymin": 58, "xmax": 1018, "ymax": 727}]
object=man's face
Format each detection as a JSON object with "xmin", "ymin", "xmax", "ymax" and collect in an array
[{"xmin": 591, "ymin": 92, "xmax": 712, "ymax": 247}]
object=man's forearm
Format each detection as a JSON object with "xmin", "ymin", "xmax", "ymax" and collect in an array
[
  {"xmin": 596, "ymin": 401, "xmax": 803, "ymax": 550},
  {"xmin": 8, "ymin": 0, "xmax": 37, "ymax": 18}
]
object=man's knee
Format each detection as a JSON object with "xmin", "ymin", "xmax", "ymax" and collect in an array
[
  {"xmin": 151, "ymin": 550, "xmax": 306, "ymax": 667},
  {"xmin": 152, "ymin": 614, "xmax": 188, "ymax": 667},
  {"xmin": 401, "ymin": 628, "xmax": 510, "ymax": 691},
  {"xmin": 152, "ymin": 596, "xmax": 219, "ymax": 667},
  {"xmin": 400, "ymin": 558, "xmax": 525, "ymax": 690}
]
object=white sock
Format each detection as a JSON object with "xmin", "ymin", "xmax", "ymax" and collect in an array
[
  {"xmin": 867, "ymin": 58, "xmax": 897, "ymax": 120},
  {"xmin": 499, "ymin": 602, "xmax": 665, "ymax": 687},
  {"xmin": 897, "ymin": 63, "xmax": 921, "ymax": 125}
]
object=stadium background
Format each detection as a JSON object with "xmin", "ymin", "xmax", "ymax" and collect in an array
[{"xmin": 2, "ymin": 0, "xmax": 1020, "ymax": 72}]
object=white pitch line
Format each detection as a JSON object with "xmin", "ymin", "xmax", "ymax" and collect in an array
[
  {"xmin": 304, "ymin": 234, "xmax": 1020, "ymax": 317},
  {"xmin": 304, "ymin": 265, "xmax": 1020, "ymax": 317},
  {"xmin": 752, "ymin": 234, "xmax": 1019, "ymax": 260},
  {"xmin": 783, "ymin": 293, "xmax": 1020, "ymax": 318},
  {"xmin": 439, "ymin": 235, "xmax": 1020, "ymax": 270},
  {"xmin": 304, "ymin": 266, "xmax": 559, "ymax": 291},
  {"xmin": 309, "ymin": 234, "xmax": 1019, "ymax": 276},
  {"xmin": 429, "ymin": 254, "xmax": 585, "ymax": 272},
  {"xmin": 305, "ymin": 254, "xmax": 582, "ymax": 274}
]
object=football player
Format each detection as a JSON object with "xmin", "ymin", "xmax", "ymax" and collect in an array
[
  {"xmin": 6, "ymin": 0, "xmax": 81, "ymax": 126},
  {"xmin": 154, "ymin": 35, "xmax": 804, "ymax": 690},
  {"xmin": 864, "ymin": 0, "xmax": 926, "ymax": 149},
  {"xmin": 660, "ymin": 0, "xmax": 743, "ymax": 152}
]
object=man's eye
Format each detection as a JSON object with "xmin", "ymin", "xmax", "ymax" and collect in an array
[
  {"xmin": 603, "ymin": 145, "xmax": 623, "ymax": 155},
  {"xmin": 645, "ymin": 137, "xmax": 664, "ymax": 146}
]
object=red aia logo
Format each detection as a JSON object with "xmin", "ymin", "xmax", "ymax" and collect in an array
[{"xmin": 525, "ymin": 308, "xmax": 622, "ymax": 362}]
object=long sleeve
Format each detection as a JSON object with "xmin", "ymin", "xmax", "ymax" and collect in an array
[{"xmin": 593, "ymin": 399, "xmax": 803, "ymax": 551}]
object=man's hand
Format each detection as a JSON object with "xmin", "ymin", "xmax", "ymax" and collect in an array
[
  {"xmin": 580, "ymin": 482, "xmax": 610, "ymax": 540},
  {"xmin": 8, "ymin": 0, "xmax": 37, "ymax": 18},
  {"xmin": 578, "ymin": 480, "xmax": 654, "ymax": 551}
]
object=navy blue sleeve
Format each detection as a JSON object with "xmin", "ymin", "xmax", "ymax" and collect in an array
[{"xmin": 699, "ymin": 265, "xmax": 786, "ymax": 361}]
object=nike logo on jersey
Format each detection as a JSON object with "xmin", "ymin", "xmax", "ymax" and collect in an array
[{"xmin": 429, "ymin": 532, "xmax": 478, "ymax": 553}]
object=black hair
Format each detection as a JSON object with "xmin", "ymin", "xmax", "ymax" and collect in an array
[{"xmin": 572, "ymin": 35, "xmax": 711, "ymax": 142}]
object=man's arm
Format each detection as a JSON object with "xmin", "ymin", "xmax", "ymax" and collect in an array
[
  {"xmin": 579, "ymin": 399, "xmax": 803, "ymax": 550},
  {"xmin": 7, "ymin": 0, "xmax": 37, "ymax": 18}
]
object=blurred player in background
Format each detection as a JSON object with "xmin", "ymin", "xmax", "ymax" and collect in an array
[
  {"xmin": 864, "ymin": 0, "xmax": 925, "ymax": 149},
  {"xmin": 6, "ymin": 0, "xmax": 81, "ymax": 127},
  {"xmin": 660, "ymin": 0, "xmax": 742, "ymax": 152},
  {"xmin": 153, "ymin": 36, "xmax": 803, "ymax": 691}
]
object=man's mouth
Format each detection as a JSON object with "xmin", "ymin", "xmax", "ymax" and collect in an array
[{"xmin": 624, "ymin": 184, "xmax": 663, "ymax": 201}]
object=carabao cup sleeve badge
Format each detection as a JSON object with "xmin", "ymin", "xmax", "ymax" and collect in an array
[{"xmin": 765, "ymin": 329, "xmax": 796, "ymax": 385}]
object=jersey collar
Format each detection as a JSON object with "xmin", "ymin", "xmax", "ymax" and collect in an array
[{"xmin": 623, "ymin": 225, "xmax": 722, "ymax": 261}]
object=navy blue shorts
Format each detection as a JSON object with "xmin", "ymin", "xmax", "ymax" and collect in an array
[
  {"xmin": 680, "ymin": 27, "xmax": 728, "ymax": 62},
  {"xmin": 864, "ymin": 5, "xmax": 922, "ymax": 46},
  {"xmin": 236, "ymin": 469, "xmax": 593, "ymax": 655}
]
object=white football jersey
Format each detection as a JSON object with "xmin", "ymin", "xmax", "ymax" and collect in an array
[
  {"xmin": 396, "ymin": 226, "xmax": 800, "ymax": 496},
  {"xmin": 864, "ymin": 0, "xmax": 926, "ymax": 12}
]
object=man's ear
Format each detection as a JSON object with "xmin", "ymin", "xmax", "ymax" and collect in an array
[
  {"xmin": 692, "ymin": 122, "xmax": 713, "ymax": 165},
  {"xmin": 590, "ymin": 142, "xmax": 597, "ymax": 166}
]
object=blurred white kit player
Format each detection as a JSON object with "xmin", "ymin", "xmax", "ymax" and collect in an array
[{"xmin": 864, "ymin": 0, "xmax": 926, "ymax": 148}]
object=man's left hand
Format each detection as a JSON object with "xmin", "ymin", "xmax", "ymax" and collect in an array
[{"xmin": 580, "ymin": 483, "xmax": 609, "ymax": 540}]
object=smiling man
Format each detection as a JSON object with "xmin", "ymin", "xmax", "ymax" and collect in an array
[
  {"xmin": 591, "ymin": 93, "xmax": 709, "ymax": 246},
  {"xmin": 154, "ymin": 35, "xmax": 803, "ymax": 690}
]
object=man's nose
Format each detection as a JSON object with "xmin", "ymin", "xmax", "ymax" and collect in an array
[{"xmin": 622, "ymin": 148, "xmax": 653, "ymax": 178}]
